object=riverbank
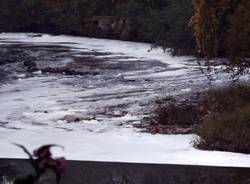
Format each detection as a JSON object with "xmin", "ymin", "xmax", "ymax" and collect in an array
[{"xmin": 0, "ymin": 0, "xmax": 195, "ymax": 55}]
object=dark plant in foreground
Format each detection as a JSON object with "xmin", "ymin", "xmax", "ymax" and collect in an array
[{"xmin": 14, "ymin": 144, "xmax": 66, "ymax": 184}]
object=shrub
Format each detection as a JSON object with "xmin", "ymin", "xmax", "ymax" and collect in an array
[
  {"xmin": 144, "ymin": 97, "xmax": 205, "ymax": 134},
  {"xmin": 195, "ymin": 105, "xmax": 250, "ymax": 153},
  {"xmin": 195, "ymin": 84, "xmax": 250, "ymax": 153},
  {"xmin": 201, "ymin": 85, "xmax": 250, "ymax": 114},
  {"xmin": 152, "ymin": 100, "xmax": 201, "ymax": 127},
  {"xmin": 144, "ymin": 84, "xmax": 250, "ymax": 141}
]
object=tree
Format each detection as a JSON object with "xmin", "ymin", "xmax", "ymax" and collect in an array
[
  {"xmin": 226, "ymin": 0, "xmax": 250, "ymax": 65},
  {"xmin": 190, "ymin": 0, "xmax": 250, "ymax": 67}
]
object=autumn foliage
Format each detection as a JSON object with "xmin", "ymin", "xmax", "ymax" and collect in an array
[{"xmin": 190, "ymin": 0, "xmax": 250, "ymax": 66}]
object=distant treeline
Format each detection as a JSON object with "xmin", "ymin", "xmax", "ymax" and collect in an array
[{"xmin": 0, "ymin": 0, "xmax": 195, "ymax": 55}]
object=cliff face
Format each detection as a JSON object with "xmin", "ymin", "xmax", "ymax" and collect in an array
[{"xmin": 84, "ymin": 16, "xmax": 136, "ymax": 40}]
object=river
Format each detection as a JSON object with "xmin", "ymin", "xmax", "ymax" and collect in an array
[{"xmin": 0, "ymin": 33, "xmax": 249, "ymax": 167}]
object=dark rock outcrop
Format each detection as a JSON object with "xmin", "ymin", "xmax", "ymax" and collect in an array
[
  {"xmin": 62, "ymin": 115, "xmax": 95, "ymax": 123},
  {"xmin": 41, "ymin": 67, "xmax": 99, "ymax": 76},
  {"xmin": 23, "ymin": 61, "xmax": 38, "ymax": 72}
]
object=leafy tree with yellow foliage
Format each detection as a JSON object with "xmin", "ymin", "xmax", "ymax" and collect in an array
[{"xmin": 190, "ymin": 0, "xmax": 250, "ymax": 67}]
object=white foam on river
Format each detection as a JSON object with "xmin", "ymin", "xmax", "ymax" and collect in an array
[{"xmin": 0, "ymin": 33, "xmax": 249, "ymax": 167}]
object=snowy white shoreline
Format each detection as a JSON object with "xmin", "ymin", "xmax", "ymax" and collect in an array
[
  {"xmin": 0, "ymin": 33, "xmax": 250, "ymax": 168},
  {"xmin": 1, "ymin": 128, "xmax": 250, "ymax": 168}
]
